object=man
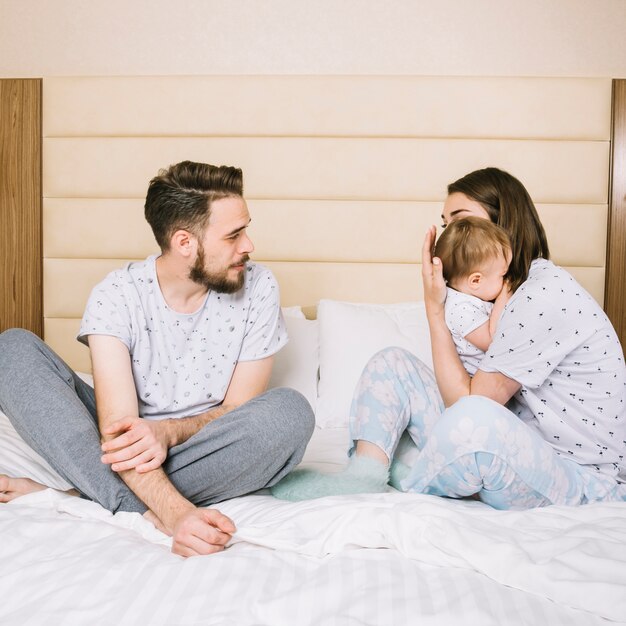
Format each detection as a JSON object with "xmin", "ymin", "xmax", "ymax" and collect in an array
[{"xmin": 0, "ymin": 161, "xmax": 314, "ymax": 557}]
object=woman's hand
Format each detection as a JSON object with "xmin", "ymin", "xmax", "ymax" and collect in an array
[
  {"xmin": 420, "ymin": 225, "xmax": 471, "ymax": 406},
  {"xmin": 421, "ymin": 225, "xmax": 447, "ymax": 316}
]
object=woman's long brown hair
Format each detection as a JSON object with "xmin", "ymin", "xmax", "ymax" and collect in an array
[{"xmin": 447, "ymin": 167, "xmax": 550, "ymax": 292}]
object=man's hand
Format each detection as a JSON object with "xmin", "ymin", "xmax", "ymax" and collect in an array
[
  {"xmin": 101, "ymin": 417, "xmax": 172, "ymax": 473},
  {"xmin": 171, "ymin": 507, "xmax": 237, "ymax": 557}
]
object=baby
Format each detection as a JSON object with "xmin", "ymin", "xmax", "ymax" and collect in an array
[{"xmin": 434, "ymin": 216, "xmax": 512, "ymax": 374}]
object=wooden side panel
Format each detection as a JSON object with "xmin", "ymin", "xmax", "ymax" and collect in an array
[
  {"xmin": 606, "ymin": 79, "xmax": 626, "ymax": 351},
  {"xmin": 0, "ymin": 79, "xmax": 42, "ymax": 335}
]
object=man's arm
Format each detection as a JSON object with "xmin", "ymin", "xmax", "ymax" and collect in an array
[
  {"xmin": 154, "ymin": 356, "xmax": 275, "ymax": 449},
  {"xmin": 89, "ymin": 334, "xmax": 235, "ymax": 556},
  {"xmin": 101, "ymin": 355, "xmax": 275, "ymax": 471}
]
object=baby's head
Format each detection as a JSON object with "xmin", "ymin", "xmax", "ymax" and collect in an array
[{"xmin": 434, "ymin": 216, "xmax": 512, "ymax": 301}]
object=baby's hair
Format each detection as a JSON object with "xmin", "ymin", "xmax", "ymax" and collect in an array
[{"xmin": 434, "ymin": 216, "xmax": 511, "ymax": 283}]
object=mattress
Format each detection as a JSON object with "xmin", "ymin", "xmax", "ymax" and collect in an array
[{"xmin": 1, "ymin": 421, "xmax": 625, "ymax": 626}]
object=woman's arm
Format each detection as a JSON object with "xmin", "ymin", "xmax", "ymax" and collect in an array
[
  {"xmin": 422, "ymin": 228, "xmax": 521, "ymax": 407},
  {"xmin": 471, "ymin": 369, "xmax": 521, "ymax": 404},
  {"xmin": 422, "ymin": 227, "xmax": 473, "ymax": 406}
]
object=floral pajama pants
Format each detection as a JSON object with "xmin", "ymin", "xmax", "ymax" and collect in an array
[{"xmin": 349, "ymin": 347, "xmax": 625, "ymax": 509}]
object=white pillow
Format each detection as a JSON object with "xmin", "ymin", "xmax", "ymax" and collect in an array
[
  {"xmin": 316, "ymin": 300, "xmax": 433, "ymax": 428},
  {"xmin": 280, "ymin": 305, "xmax": 306, "ymax": 320},
  {"xmin": 269, "ymin": 310, "xmax": 319, "ymax": 410}
]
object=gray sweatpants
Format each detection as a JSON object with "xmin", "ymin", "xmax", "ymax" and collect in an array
[{"xmin": 0, "ymin": 329, "xmax": 315, "ymax": 514}]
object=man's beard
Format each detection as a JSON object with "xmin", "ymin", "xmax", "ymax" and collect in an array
[{"xmin": 189, "ymin": 245, "xmax": 248, "ymax": 294}]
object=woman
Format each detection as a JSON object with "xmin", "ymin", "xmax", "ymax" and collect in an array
[{"xmin": 272, "ymin": 167, "xmax": 626, "ymax": 508}]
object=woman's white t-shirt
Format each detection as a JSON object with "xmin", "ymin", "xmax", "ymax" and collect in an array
[{"xmin": 480, "ymin": 259, "xmax": 626, "ymax": 480}]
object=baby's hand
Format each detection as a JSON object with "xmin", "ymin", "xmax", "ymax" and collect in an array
[{"xmin": 496, "ymin": 281, "xmax": 512, "ymax": 305}]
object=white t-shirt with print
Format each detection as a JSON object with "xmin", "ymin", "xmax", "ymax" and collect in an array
[
  {"xmin": 445, "ymin": 287, "xmax": 493, "ymax": 376},
  {"xmin": 480, "ymin": 259, "xmax": 626, "ymax": 481},
  {"xmin": 78, "ymin": 256, "xmax": 287, "ymax": 421}
]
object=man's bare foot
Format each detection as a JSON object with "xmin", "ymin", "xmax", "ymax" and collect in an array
[
  {"xmin": 143, "ymin": 509, "xmax": 171, "ymax": 535},
  {"xmin": 0, "ymin": 474, "xmax": 48, "ymax": 503}
]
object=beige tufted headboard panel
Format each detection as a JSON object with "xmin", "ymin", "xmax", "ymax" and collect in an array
[{"xmin": 42, "ymin": 76, "xmax": 612, "ymax": 372}]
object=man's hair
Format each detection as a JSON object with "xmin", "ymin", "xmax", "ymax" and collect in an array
[
  {"xmin": 434, "ymin": 216, "xmax": 511, "ymax": 284},
  {"xmin": 144, "ymin": 161, "xmax": 244, "ymax": 251},
  {"xmin": 447, "ymin": 167, "xmax": 549, "ymax": 292}
]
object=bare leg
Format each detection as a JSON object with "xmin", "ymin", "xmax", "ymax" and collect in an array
[
  {"xmin": 0, "ymin": 474, "xmax": 172, "ymax": 532},
  {"xmin": 355, "ymin": 440, "xmax": 389, "ymax": 464},
  {"xmin": 0, "ymin": 474, "xmax": 50, "ymax": 502}
]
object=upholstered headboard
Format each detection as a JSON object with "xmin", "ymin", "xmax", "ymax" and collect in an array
[{"xmin": 40, "ymin": 76, "xmax": 615, "ymax": 371}]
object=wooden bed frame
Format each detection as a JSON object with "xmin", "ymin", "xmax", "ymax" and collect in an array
[{"xmin": 1, "ymin": 76, "xmax": 625, "ymax": 356}]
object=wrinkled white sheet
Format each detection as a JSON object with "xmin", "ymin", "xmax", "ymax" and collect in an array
[
  {"xmin": 225, "ymin": 492, "xmax": 626, "ymax": 621},
  {"xmin": 2, "ymin": 423, "xmax": 626, "ymax": 625},
  {"xmin": 2, "ymin": 487, "xmax": 625, "ymax": 624}
]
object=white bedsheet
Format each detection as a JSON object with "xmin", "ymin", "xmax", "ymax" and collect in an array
[{"xmin": 1, "ymin": 426, "xmax": 626, "ymax": 625}]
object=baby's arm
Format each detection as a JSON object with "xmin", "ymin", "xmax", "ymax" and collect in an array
[
  {"xmin": 489, "ymin": 282, "xmax": 512, "ymax": 337},
  {"xmin": 464, "ymin": 284, "xmax": 512, "ymax": 352}
]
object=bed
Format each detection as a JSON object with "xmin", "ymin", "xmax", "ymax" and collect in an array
[{"xmin": 1, "ymin": 75, "xmax": 626, "ymax": 625}]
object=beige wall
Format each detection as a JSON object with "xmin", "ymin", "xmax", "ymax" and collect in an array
[{"xmin": 1, "ymin": 0, "xmax": 625, "ymax": 77}]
